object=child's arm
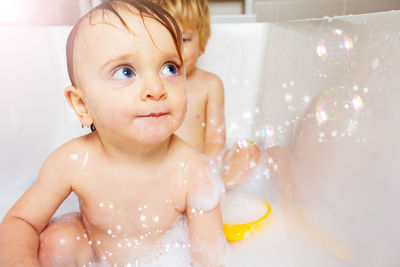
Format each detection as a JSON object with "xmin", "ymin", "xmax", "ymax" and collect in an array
[
  {"xmin": 186, "ymin": 203, "xmax": 227, "ymax": 266},
  {"xmin": 203, "ymin": 74, "xmax": 226, "ymax": 161},
  {"xmin": 186, "ymin": 157, "xmax": 229, "ymax": 266},
  {"xmin": 0, "ymin": 147, "xmax": 74, "ymax": 265}
]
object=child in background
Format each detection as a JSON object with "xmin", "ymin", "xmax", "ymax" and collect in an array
[
  {"xmin": 0, "ymin": 0, "xmax": 229, "ymax": 266},
  {"xmin": 153, "ymin": 0, "xmax": 261, "ymax": 189}
]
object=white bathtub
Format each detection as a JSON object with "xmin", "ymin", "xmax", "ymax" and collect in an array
[{"xmin": 1, "ymin": 10, "xmax": 400, "ymax": 266}]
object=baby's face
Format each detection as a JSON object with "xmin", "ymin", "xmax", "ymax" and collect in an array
[
  {"xmin": 73, "ymin": 9, "xmax": 186, "ymax": 146},
  {"xmin": 181, "ymin": 28, "xmax": 204, "ymax": 76}
]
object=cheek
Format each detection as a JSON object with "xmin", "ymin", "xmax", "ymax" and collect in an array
[
  {"xmin": 184, "ymin": 45, "xmax": 199, "ymax": 62},
  {"xmin": 176, "ymin": 92, "xmax": 188, "ymax": 122},
  {"xmin": 108, "ymin": 108, "xmax": 129, "ymax": 126},
  {"xmin": 175, "ymin": 94, "xmax": 186, "ymax": 112},
  {"xmin": 168, "ymin": 86, "xmax": 186, "ymax": 116},
  {"xmin": 91, "ymin": 97, "xmax": 132, "ymax": 129}
]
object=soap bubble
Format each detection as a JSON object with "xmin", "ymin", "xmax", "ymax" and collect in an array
[
  {"xmin": 255, "ymin": 124, "xmax": 275, "ymax": 148},
  {"xmin": 314, "ymin": 88, "xmax": 364, "ymax": 140},
  {"xmin": 316, "ymin": 29, "xmax": 354, "ymax": 64}
]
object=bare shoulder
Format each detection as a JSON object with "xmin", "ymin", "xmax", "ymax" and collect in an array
[
  {"xmin": 38, "ymin": 133, "xmax": 94, "ymax": 184},
  {"xmin": 170, "ymin": 135, "xmax": 221, "ymax": 190},
  {"xmin": 169, "ymin": 135, "xmax": 211, "ymax": 179},
  {"xmin": 194, "ymin": 68, "xmax": 224, "ymax": 92},
  {"xmin": 170, "ymin": 134, "xmax": 208, "ymax": 164}
]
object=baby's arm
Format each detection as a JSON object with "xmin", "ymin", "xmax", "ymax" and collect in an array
[
  {"xmin": 203, "ymin": 74, "xmax": 226, "ymax": 161},
  {"xmin": 186, "ymin": 157, "xmax": 228, "ymax": 266},
  {"xmin": 0, "ymin": 146, "xmax": 74, "ymax": 266},
  {"xmin": 187, "ymin": 203, "xmax": 226, "ymax": 266}
]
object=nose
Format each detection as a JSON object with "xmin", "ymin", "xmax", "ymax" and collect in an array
[{"xmin": 140, "ymin": 74, "xmax": 167, "ymax": 101}]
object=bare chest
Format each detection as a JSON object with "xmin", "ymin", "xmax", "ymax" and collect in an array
[{"xmin": 73, "ymin": 168, "xmax": 186, "ymax": 241}]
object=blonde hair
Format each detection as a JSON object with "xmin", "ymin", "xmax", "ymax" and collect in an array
[{"xmin": 153, "ymin": 0, "xmax": 210, "ymax": 50}]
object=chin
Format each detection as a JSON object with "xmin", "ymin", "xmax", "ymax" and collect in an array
[
  {"xmin": 141, "ymin": 135, "xmax": 170, "ymax": 146},
  {"xmin": 130, "ymin": 114, "xmax": 182, "ymax": 145},
  {"xmin": 137, "ymin": 127, "xmax": 176, "ymax": 146}
]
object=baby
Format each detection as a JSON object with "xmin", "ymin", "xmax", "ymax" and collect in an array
[
  {"xmin": 0, "ymin": 0, "xmax": 227, "ymax": 266},
  {"xmin": 153, "ymin": 0, "xmax": 261, "ymax": 189}
]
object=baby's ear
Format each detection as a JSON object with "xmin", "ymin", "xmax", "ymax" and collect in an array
[
  {"xmin": 199, "ymin": 47, "xmax": 205, "ymax": 57},
  {"xmin": 64, "ymin": 86, "xmax": 93, "ymax": 127}
]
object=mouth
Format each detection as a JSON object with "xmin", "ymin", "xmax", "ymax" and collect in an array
[{"xmin": 137, "ymin": 112, "xmax": 169, "ymax": 118}]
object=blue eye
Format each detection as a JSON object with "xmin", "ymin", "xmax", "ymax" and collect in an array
[
  {"xmin": 113, "ymin": 67, "xmax": 135, "ymax": 79},
  {"xmin": 161, "ymin": 64, "xmax": 178, "ymax": 76}
]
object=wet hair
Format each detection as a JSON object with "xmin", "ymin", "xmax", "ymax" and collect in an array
[
  {"xmin": 66, "ymin": 0, "xmax": 183, "ymax": 87},
  {"xmin": 152, "ymin": 0, "xmax": 210, "ymax": 50}
]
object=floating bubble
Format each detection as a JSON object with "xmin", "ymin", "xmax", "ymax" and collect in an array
[
  {"xmin": 237, "ymin": 140, "xmax": 249, "ymax": 150},
  {"xmin": 315, "ymin": 88, "xmax": 364, "ymax": 138},
  {"xmin": 316, "ymin": 29, "xmax": 354, "ymax": 64},
  {"xmin": 255, "ymin": 124, "xmax": 275, "ymax": 148},
  {"xmin": 236, "ymin": 139, "xmax": 258, "ymax": 150}
]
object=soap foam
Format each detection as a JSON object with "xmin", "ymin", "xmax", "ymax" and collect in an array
[
  {"xmin": 187, "ymin": 159, "xmax": 225, "ymax": 212},
  {"xmin": 221, "ymin": 192, "xmax": 268, "ymax": 225}
]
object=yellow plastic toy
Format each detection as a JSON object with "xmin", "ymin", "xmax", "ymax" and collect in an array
[{"xmin": 223, "ymin": 201, "xmax": 271, "ymax": 242}]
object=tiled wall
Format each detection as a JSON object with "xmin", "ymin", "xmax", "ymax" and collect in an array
[
  {"xmin": 255, "ymin": 0, "xmax": 400, "ymax": 21},
  {"xmin": 208, "ymin": 0, "xmax": 400, "ymax": 21},
  {"xmin": 209, "ymin": 0, "xmax": 244, "ymax": 15}
]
